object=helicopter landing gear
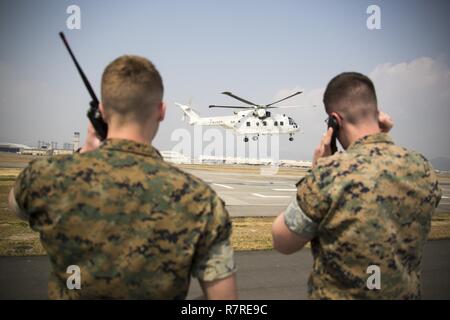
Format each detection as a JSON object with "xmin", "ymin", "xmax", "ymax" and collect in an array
[
  {"xmin": 289, "ymin": 134, "xmax": 294, "ymax": 142},
  {"xmin": 243, "ymin": 135, "xmax": 259, "ymax": 142}
]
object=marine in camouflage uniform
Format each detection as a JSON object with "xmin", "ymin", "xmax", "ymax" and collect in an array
[
  {"xmin": 284, "ymin": 132, "xmax": 442, "ymax": 299},
  {"xmin": 13, "ymin": 139, "xmax": 236, "ymax": 299}
]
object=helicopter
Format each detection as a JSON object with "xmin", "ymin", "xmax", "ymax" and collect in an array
[{"xmin": 176, "ymin": 91, "xmax": 315, "ymax": 142}]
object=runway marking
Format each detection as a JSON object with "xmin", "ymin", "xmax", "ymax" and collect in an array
[
  {"xmin": 272, "ymin": 188, "xmax": 297, "ymax": 192},
  {"xmin": 252, "ymin": 193, "xmax": 290, "ymax": 198},
  {"xmin": 212, "ymin": 183, "xmax": 234, "ymax": 189},
  {"xmin": 442, "ymin": 196, "xmax": 449, "ymax": 199}
]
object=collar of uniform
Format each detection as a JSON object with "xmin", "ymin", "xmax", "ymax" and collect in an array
[
  {"xmin": 347, "ymin": 132, "xmax": 393, "ymax": 151},
  {"xmin": 100, "ymin": 139, "xmax": 162, "ymax": 159}
]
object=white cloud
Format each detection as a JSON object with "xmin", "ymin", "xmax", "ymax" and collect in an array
[
  {"xmin": 369, "ymin": 57, "xmax": 450, "ymax": 159},
  {"xmin": 370, "ymin": 57, "xmax": 450, "ymax": 113}
]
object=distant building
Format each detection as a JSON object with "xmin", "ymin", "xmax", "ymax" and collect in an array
[
  {"xmin": 160, "ymin": 150, "xmax": 191, "ymax": 164},
  {"xmin": 195, "ymin": 155, "xmax": 312, "ymax": 167},
  {"xmin": 279, "ymin": 159, "xmax": 312, "ymax": 168},
  {"xmin": 0, "ymin": 142, "xmax": 32, "ymax": 154},
  {"xmin": 0, "ymin": 142, "xmax": 76, "ymax": 156},
  {"xmin": 20, "ymin": 149, "xmax": 49, "ymax": 156},
  {"xmin": 73, "ymin": 132, "xmax": 80, "ymax": 151},
  {"xmin": 198, "ymin": 155, "xmax": 272, "ymax": 165},
  {"xmin": 52, "ymin": 149, "xmax": 74, "ymax": 155},
  {"xmin": 63, "ymin": 143, "xmax": 75, "ymax": 150}
]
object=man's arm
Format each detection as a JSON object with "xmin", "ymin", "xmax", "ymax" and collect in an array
[
  {"xmin": 191, "ymin": 193, "xmax": 237, "ymax": 300},
  {"xmin": 199, "ymin": 274, "xmax": 238, "ymax": 300},
  {"xmin": 272, "ymin": 212, "xmax": 313, "ymax": 254},
  {"xmin": 8, "ymin": 187, "xmax": 27, "ymax": 220},
  {"xmin": 273, "ymin": 128, "xmax": 327, "ymax": 252},
  {"xmin": 272, "ymin": 175, "xmax": 324, "ymax": 254},
  {"xmin": 272, "ymin": 123, "xmax": 331, "ymax": 251}
]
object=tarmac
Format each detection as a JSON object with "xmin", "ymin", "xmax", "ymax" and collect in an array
[
  {"xmin": 2, "ymin": 159, "xmax": 449, "ymax": 217},
  {"xmin": 183, "ymin": 167, "xmax": 450, "ymax": 217},
  {"xmin": 0, "ymin": 239, "xmax": 449, "ymax": 299}
]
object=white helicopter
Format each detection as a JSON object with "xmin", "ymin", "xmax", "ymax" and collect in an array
[{"xmin": 176, "ymin": 91, "xmax": 314, "ymax": 142}]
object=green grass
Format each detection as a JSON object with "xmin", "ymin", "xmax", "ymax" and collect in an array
[
  {"xmin": 0, "ymin": 179, "xmax": 46, "ymax": 256},
  {"xmin": 1, "ymin": 168, "xmax": 449, "ymax": 256}
]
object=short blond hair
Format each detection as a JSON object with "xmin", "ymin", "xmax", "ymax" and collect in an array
[{"xmin": 101, "ymin": 55, "xmax": 163, "ymax": 122}]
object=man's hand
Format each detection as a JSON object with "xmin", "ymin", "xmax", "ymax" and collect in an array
[
  {"xmin": 313, "ymin": 127, "xmax": 333, "ymax": 167},
  {"xmin": 378, "ymin": 111, "xmax": 394, "ymax": 133},
  {"xmin": 79, "ymin": 122, "xmax": 101, "ymax": 153}
]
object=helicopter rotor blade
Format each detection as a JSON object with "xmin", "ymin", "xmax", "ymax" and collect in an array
[
  {"xmin": 265, "ymin": 91, "xmax": 303, "ymax": 107},
  {"xmin": 266, "ymin": 104, "xmax": 317, "ymax": 109},
  {"xmin": 221, "ymin": 92, "xmax": 259, "ymax": 106},
  {"xmin": 209, "ymin": 105, "xmax": 252, "ymax": 109}
]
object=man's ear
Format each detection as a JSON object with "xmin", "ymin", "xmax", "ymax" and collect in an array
[
  {"xmin": 157, "ymin": 102, "xmax": 166, "ymax": 122},
  {"xmin": 331, "ymin": 112, "xmax": 343, "ymax": 128}
]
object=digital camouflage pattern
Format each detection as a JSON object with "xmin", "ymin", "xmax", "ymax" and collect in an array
[
  {"xmin": 296, "ymin": 133, "xmax": 441, "ymax": 299},
  {"xmin": 14, "ymin": 139, "xmax": 236, "ymax": 299}
]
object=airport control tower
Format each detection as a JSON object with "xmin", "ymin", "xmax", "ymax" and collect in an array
[{"xmin": 73, "ymin": 132, "xmax": 80, "ymax": 151}]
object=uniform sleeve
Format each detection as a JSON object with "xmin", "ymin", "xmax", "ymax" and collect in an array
[
  {"xmin": 13, "ymin": 159, "xmax": 52, "ymax": 230},
  {"xmin": 191, "ymin": 193, "xmax": 236, "ymax": 282},
  {"xmin": 429, "ymin": 167, "xmax": 442, "ymax": 209},
  {"xmin": 294, "ymin": 171, "xmax": 331, "ymax": 224},
  {"xmin": 284, "ymin": 196, "xmax": 318, "ymax": 238},
  {"xmin": 13, "ymin": 163, "xmax": 36, "ymax": 219}
]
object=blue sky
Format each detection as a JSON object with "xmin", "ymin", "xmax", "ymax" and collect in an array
[{"xmin": 0, "ymin": 0, "xmax": 449, "ymax": 162}]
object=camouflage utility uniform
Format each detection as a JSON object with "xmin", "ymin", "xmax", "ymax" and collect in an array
[
  {"xmin": 14, "ymin": 139, "xmax": 236, "ymax": 299},
  {"xmin": 284, "ymin": 133, "xmax": 441, "ymax": 299}
]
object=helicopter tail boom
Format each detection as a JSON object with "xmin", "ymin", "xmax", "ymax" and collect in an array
[{"xmin": 175, "ymin": 103, "xmax": 200, "ymax": 125}]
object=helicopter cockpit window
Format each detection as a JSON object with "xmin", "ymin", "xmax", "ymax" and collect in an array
[
  {"xmin": 274, "ymin": 121, "xmax": 278, "ymax": 126},
  {"xmin": 263, "ymin": 121, "xmax": 267, "ymax": 126},
  {"xmin": 246, "ymin": 122, "xmax": 250, "ymax": 126},
  {"xmin": 280, "ymin": 121, "xmax": 284, "ymax": 126}
]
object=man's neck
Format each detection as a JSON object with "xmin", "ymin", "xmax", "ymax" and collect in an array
[
  {"xmin": 106, "ymin": 124, "xmax": 155, "ymax": 145},
  {"xmin": 345, "ymin": 124, "xmax": 382, "ymax": 148}
]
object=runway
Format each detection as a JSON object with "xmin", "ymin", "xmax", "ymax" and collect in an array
[
  {"xmin": 183, "ymin": 168, "xmax": 301, "ymax": 217},
  {"xmin": 183, "ymin": 167, "xmax": 450, "ymax": 217},
  {"xmin": 1, "ymin": 240, "xmax": 449, "ymax": 300},
  {"xmin": 1, "ymin": 158, "xmax": 448, "ymax": 216}
]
